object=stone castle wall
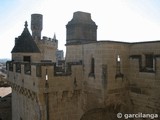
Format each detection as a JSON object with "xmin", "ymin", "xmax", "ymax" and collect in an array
[
  {"xmin": 129, "ymin": 42, "xmax": 160, "ymax": 115},
  {"xmin": 6, "ymin": 11, "xmax": 160, "ymax": 120},
  {"xmin": 65, "ymin": 41, "xmax": 160, "ymax": 119},
  {"xmin": 7, "ymin": 40, "xmax": 160, "ymax": 119}
]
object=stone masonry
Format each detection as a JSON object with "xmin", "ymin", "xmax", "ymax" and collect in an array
[{"xmin": 6, "ymin": 11, "xmax": 160, "ymax": 120}]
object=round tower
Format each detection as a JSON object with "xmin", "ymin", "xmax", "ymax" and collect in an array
[
  {"xmin": 66, "ymin": 11, "xmax": 97, "ymax": 45},
  {"xmin": 31, "ymin": 14, "xmax": 43, "ymax": 39}
]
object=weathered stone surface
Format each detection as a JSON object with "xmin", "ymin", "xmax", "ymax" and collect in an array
[{"xmin": 6, "ymin": 11, "xmax": 160, "ymax": 120}]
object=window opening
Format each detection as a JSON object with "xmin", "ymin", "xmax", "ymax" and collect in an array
[{"xmin": 23, "ymin": 56, "xmax": 31, "ymax": 62}]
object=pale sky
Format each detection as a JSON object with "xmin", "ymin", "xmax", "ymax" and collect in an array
[{"xmin": 1, "ymin": 0, "xmax": 160, "ymax": 59}]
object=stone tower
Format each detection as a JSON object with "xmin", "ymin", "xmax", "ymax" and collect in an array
[
  {"xmin": 31, "ymin": 14, "xmax": 43, "ymax": 39},
  {"xmin": 11, "ymin": 21, "xmax": 40, "ymax": 62},
  {"xmin": 66, "ymin": 11, "xmax": 97, "ymax": 45}
]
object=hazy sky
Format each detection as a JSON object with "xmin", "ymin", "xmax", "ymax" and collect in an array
[{"xmin": 1, "ymin": 0, "xmax": 160, "ymax": 59}]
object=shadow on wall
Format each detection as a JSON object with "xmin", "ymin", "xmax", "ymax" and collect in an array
[{"xmin": 80, "ymin": 107, "xmax": 121, "ymax": 120}]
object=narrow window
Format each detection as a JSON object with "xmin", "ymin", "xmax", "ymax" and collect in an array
[
  {"xmin": 117, "ymin": 55, "xmax": 120, "ymax": 62},
  {"xmin": 116, "ymin": 55, "xmax": 121, "ymax": 75},
  {"xmin": 89, "ymin": 57, "xmax": 95, "ymax": 77},
  {"xmin": 115, "ymin": 55, "xmax": 124, "ymax": 79},
  {"xmin": 91, "ymin": 57, "xmax": 95, "ymax": 74}
]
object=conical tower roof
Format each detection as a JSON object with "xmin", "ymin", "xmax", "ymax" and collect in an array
[{"xmin": 11, "ymin": 21, "xmax": 40, "ymax": 53}]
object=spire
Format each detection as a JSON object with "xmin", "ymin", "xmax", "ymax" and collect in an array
[
  {"xmin": 53, "ymin": 33, "xmax": 56, "ymax": 40},
  {"xmin": 24, "ymin": 21, "xmax": 28, "ymax": 28}
]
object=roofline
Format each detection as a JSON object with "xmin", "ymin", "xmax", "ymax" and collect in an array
[
  {"xmin": 99, "ymin": 40, "xmax": 160, "ymax": 44},
  {"xmin": 65, "ymin": 40, "xmax": 160, "ymax": 46}
]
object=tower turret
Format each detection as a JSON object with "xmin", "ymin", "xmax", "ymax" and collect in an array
[
  {"xmin": 66, "ymin": 11, "xmax": 97, "ymax": 45},
  {"xmin": 31, "ymin": 14, "xmax": 43, "ymax": 39}
]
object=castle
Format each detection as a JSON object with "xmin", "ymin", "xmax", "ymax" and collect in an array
[{"xmin": 6, "ymin": 11, "xmax": 160, "ymax": 120}]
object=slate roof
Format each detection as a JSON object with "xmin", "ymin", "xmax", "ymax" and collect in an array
[{"xmin": 11, "ymin": 21, "xmax": 40, "ymax": 53}]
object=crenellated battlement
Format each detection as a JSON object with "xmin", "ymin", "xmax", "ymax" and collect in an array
[
  {"xmin": 42, "ymin": 36, "xmax": 58, "ymax": 43},
  {"xmin": 32, "ymin": 35, "xmax": 58, "ymax": 62},
  {"xmin": 34, "ymin": 36, "xmax": 58, "ymax": 46},
  {"xmin": 6, "ymin": 60, "xmax": 82, "ymax": 78},
  {"xmin": 6, "ymin": 60, "xmax": 83, "ymax": 98}
]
